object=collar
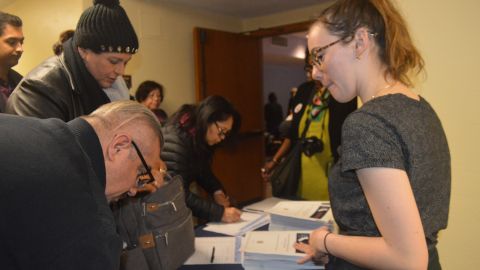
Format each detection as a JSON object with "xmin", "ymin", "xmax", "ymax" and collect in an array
[{"xmin": 67, "ymin": 118, "xmax": 106, "ymax": 189}]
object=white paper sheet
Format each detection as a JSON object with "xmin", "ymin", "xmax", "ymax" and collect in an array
[
  {"xmin": 203, "ymin": 212, "xmax": 269, "ymax": 236},
  {"xmin": 184, "ymin": 237, "xmax": 241, "ymax": 265}
]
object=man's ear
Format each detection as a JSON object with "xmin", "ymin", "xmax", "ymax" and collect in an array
[
  {"xmin": 106, "ymin": 133, "xmax": 131, "ymax": 161},
  {"xmin": 353, "ymin": 27, "xmax": 371, "ymax": 59}
]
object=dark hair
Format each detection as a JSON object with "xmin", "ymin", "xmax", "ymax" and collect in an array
[
  {"xmin": 53, "ymin": 29, "xmax": 75, "ymax": 55},
  {"xmin": 169, "ymin": 95, "xmax": 241, "ymax": 156},
  {"xmin": 0, "ymin": 12, "xmax": 22, "ymax": 36},
  {"xmin": 315, "ymin": 0, "xmax": 424, "ymax": 87},
  {"xmin": 135, "ymin": 80, "xmax": 164, "ymax": 102},
  {"xmin": 268, "ymin": 92, "xmax": 277, "ymax": 103}
]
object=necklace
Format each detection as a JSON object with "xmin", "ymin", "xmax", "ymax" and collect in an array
[{"xmin": 370, "ymin": 81, "xmax": 397, "ymax": 101}]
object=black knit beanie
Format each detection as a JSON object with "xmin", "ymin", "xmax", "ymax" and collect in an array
[{"xmin": 74, "ymin": 0, "xmax": 139, "ymax": 54}]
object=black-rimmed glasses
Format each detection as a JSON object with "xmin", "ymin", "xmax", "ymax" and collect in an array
[
  {"xmin": 214, "ymin": 122, "xmax": 230, "ymax": 139},
  {"xmin": 131, "ymin": 140, "xmax": 156, "ymax": 188}
]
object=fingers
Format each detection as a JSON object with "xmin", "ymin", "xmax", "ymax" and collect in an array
[
  {"xmin": 214, "ymin": 192, "xmax": 231, "ymax": 207},
  {"xmin": 296, "ymin": 253, "xmax": 313, "ymax": 264},
  {"xmin": 222, "ymin": 207, "xmax": 242, "ymax": 223},
  {"xmin": 294, "ymin": 240, "xmax": 328, "ymax": 265}
]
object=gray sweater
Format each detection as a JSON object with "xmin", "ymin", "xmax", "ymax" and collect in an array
[{"xmin": 329, "ymin": 94, "xmax": 450, "ymax": 269}]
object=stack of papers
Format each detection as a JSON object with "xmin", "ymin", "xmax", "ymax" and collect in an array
[
  {"xmin": 242, "ymin": 197, "xmax": 288, "ymax": 213},
  {"xmin": 203, "ymin": 212, "xmax": 269, "ymax": 236},
  {"xmin": 242, "ymin": 231, "xmax": 324, "ymax": 270},
  {"xmin": 267, "ymin": 201, "xmax": 333, "ymax": 231},
  {"xmin": 184, "ymin": 237, "xmax": 242, "ymax": 265}
]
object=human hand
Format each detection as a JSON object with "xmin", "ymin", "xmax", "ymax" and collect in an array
[
  {"xmin": 221, "ymin": 207, "xmax": 242, "ymax": 223},
  {"xmin": 295, "ymin": 227, "xmax": 331, "ymax": 265},
  {"xmin": 129, "ymin": 167, "xmax": 167, "ymax": 196},
  {"xmin": 214, "ymin": 191, "xmax": 231, "ymax": 207},
  {"xmin": 260, "ymin": 160, "xmax": 276, "ymax": 181}
]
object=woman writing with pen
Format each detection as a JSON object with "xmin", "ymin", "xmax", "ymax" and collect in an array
[{"xmin": 161, "ymin": 95, "xmax": 242, "ymax": 223}]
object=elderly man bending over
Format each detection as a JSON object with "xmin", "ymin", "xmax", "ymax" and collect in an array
[{"xmin": 0, "ymin": 100, "xmax": 165, "ymax": 270}]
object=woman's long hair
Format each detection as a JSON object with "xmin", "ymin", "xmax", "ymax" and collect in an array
[{"xmin": 169, "ymin": 95, "xmax": 241, "ymax": 159}]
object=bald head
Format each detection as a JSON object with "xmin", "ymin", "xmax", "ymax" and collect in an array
[{"xmin": 82, "ymin": 101, "xmax": 163, "ymax": 201}]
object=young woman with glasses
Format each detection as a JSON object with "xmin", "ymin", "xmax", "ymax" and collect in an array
[
  {"xmin": 295, "ymin": 0, "xmax": 450, "ymax": 269},
  {"xmin": 161, "ymin": 95, "xmax": 242, "ymax": 223}
]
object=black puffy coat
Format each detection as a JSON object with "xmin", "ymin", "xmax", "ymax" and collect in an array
[{"xmin": 161, "ymin": 124, "xmax": 225, "ymax": 222}]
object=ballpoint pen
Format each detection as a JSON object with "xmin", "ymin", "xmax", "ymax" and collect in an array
[{"xmin": 210, "ymin": 246, "xmax": 215, "ymax": 263}]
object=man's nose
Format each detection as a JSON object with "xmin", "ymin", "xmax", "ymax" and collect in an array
[{"xmin": 15, "ymin": 42, "xmax": 24, "ymax": 54}]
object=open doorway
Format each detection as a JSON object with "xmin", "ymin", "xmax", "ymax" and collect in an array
[{"xmin": 262, "ymin": 32, "xmax": 308, "ymax": 157}]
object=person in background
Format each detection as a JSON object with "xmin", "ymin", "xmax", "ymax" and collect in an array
[
  {"xmin": 287, "ymin": 86, "xmax": 298, "ymax": 115},
  {"xmin": 264, "ymin": 92, "xmax": 283, "ymax": 139},
  {"xmin": 135, "ymin": 80, "xmax": 168, "ymax": 125},
  {"xmin": 6, "ymin": 0, "xmax": 137, "ymax": 120},
  {"xmin": 262, "ymin": 57, "xmax": 356, "ymax": 201},
  {"xmin": 295, "ymin": 0, "xmax": 450, "ymax": 269},
  {"xmin": 0, "ymin": 12, "xmax": 23, "ymax": 112},
  {"xmin": 161, "ymin": 95, "xmax": 242, "ymax": 223},
  {"xmin": 0, "ymin": 101, "xmax": 165, "ymax": 269},
  {"xmin": 52, "ymin": 29, "xmax": 75, "ymax": 56}
]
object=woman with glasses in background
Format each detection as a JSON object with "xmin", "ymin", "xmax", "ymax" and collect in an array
[
  {"xmin": 295, "ymin": 0, "xmax": 450, "ymax": 269},
  {"xmin": 161, "ymin": 95, "xmax": 242, "ymax": 223}
]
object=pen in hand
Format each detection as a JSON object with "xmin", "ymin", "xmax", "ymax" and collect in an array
[{"xmin": 210, "ymin": 246, "xmax": 215, "ymax": 263}]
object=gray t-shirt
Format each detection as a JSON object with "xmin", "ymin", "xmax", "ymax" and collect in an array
[{"xmin": 329, "ymin": 94, "xmax": 450, "ymax": 249}]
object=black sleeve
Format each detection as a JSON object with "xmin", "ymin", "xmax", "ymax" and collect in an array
[
  {"xmin": 185, "ymin": 191, "xmax": 225, "ymax": 222},
  {"xmin": 161, "ymin": 127, "xmax": 225, "ymax": 222}
]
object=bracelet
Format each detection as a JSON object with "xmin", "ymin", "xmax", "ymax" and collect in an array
[
  {"xmin": 323, "ymin": 232, "xmax": 332, "ymax": 255},
  {"xmin": 271, "ymin": 158, "xmax": 279, "ymax": 165}
]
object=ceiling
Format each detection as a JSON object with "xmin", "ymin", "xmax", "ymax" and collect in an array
[{"xmin": 156, "ymin": 0, "xmax": 328, "ymax": 19}]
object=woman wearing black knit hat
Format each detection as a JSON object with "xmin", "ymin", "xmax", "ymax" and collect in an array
[{"xmin": 6, "ymin": 0, "xmax": 139, "ymax": 121}]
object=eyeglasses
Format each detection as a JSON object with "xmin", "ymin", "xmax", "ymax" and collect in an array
[
  {"xmin": 214, "ymin": 122, "xmax": 230, "ymax": 139},
  {"xmin": 309, "ymin": 37, "xmax": 345, "ymax": 67},
  {"xmin": 131, "ymin": 140, "xmax": 156, "ymax": 188}
]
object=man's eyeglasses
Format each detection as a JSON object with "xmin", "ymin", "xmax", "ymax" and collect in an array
[
  {"xmin": 131, "ymin": 140, "xmax": 156, "ymax": 188},
  {"xmin": 214, "ymin": 122, "xmax": 230, "ymax": 139},
  {"xmin": 309, "ymin": 37, "xmax": 345, "ymax": 67}
]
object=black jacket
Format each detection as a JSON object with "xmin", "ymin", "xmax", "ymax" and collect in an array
[
  {"xmin": 289, "ymin": 81, "xmax": 357, "ymax": 162},
  {"xmin": 161, "ymin": 124, "xmax": 225, "ymax": 222},
  {"xmin": 0, "ymin": 115, "xmax": 121, "ymax": 269},
  {"xmin": 6, "ymin": 39, "xmax": 110, "ymax": 121}
]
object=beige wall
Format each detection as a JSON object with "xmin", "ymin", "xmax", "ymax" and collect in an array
[
  {"xmin": 4, "ymin": 0, "xmax": 479, "ymax": 268},
  {"xmin": 3, "ymin": 0, "xmax": 81, "ymax": 75},
  {"xmin": 121, "ymin": 0, "xmax": 242, "ymax": 114},
  {"xmin": 398, "ymin": 0, "xmax": 480, "ymax": 269}
]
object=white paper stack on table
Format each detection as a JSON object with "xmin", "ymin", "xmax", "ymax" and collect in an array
[
  {"xmin": 184, "ymin": 237, "xmax": 242, "ymax": 265},
  {"xmin": 203, "ymin": 211, "xmax": 269, "ymax": 236},
  {"xmin": 267, "ymin": 201, "xmax": 333, "ymax": 231},
  {"xmin": 242, "ymin": 230, "xmax": 324, "ymax": 270},
  {"xmin": 242, "ymin": 197, "xmax": 288, "ymax": 213}
]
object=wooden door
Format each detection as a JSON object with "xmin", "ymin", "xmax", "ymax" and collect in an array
[{"xmin": 193, "ymin": 27, "xmax": 264, "ymax": 205}]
